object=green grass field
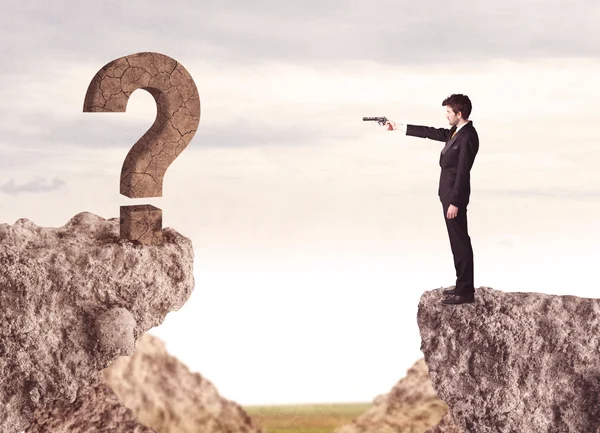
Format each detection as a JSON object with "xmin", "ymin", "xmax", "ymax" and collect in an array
[{"xmin": 244, "ymin": 402, "xmax": 371, "ymax": 433}]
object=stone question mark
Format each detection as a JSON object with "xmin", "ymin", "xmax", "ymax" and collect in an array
[{"xmin": 83, "ymin": 52, "xmax": 200, "ymax": 245}]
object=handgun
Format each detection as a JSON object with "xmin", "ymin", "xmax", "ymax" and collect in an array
[{"xmin": 362, "ymin": 116, "xmax": 388, "ymax": 125}]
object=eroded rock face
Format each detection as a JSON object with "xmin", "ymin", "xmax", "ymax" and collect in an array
[
  {"xmin": 26, "ymin": 377, "xmax": 156, "ymax": 433},
  {"xmin": 424, "ymin": 411, "xmax": 465, "ymax": 433},
  {"xmin": 418, "ymin": 286, "xmax": 600, "ymax": 433},
  {"xmin": 101, "ymin": 334, "xmax": 264, "ymax": 433},
  {"xmin": 334, "ymin": 359, "xmax": 448, "ymax": 433},
  {"xmin": 0, "ymin": 212, "xmax": 194, "ymax": 432}
]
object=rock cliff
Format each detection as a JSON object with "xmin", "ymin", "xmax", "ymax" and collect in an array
[
  {"xmin": 26, "ymin": 377, "xmax": 156, "ymax": 432},
  {"xmin": 27, "ymin": 334, "xmax": 263, "ymax": 433},
  {"xmin": 424, "ymin": 411, "xmax": 464, "ymax": 433},
  {"xmin": 0, "ymin": 212, "xmax": 194, "ymax": 432},
  {"xmin": 102, "ymin": 334, "xmax": 264, "ymax": 433},
  {"xmin": 418, "ymin": 286, "xmax": 600, "ymax": 433},
  {"xmin": 334, "ymin": 359, "xmax": 448, "ymax": 433}
]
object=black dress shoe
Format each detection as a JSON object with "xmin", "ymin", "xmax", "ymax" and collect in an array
[
  {"xmin": 442, "ymin": 294, "xmax": 475, "ymax": 305},
  {"xmin": 442, "ymin": 287, "xmax": 460, "ymax": 295}
]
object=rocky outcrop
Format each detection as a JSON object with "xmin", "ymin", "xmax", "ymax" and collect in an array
[
  {"xmin": 26, "ymin": 334, "xmax": 261, "ymax": 433},
  {"xmin": 424, "ymin": 411, "xmax": 464, "ymax": 433},
  {"xmin": 26, "ymin": 378, "xmax": 156, "ymax": 433},
  {"xmin": 418, "ymin": 286, "xmax": 600, "ymax": 433},
  {"xmin": 102, "ymin": 334, "xmax": 264, "ymax": 433},
  {"xmin": 334, "ymin": 359, "xmax": 448, "ymax": 433},
  {"xmin": 0, "ymin": 212, "xmax": 194, "ymax": 432}
]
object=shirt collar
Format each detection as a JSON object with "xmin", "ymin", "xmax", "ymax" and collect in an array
[{"xmin": 455, "ymin": 120, "xmax": 470, "ymax": 132}]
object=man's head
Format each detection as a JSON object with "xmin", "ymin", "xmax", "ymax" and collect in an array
[{"xmin": 442, "ymin": 94, "xmax": 472, "ymax": 126}]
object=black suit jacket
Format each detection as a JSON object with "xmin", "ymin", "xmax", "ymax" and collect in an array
[{"xmin": 406, "ymin": 121, "xmax": 479, "ymax": 208}]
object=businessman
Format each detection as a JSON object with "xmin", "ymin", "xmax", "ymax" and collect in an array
[{"xmin": 385, "ymin": 94, "xmax": 479, "ymax": 305}]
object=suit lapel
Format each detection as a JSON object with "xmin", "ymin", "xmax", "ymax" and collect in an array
[{"xmin": 441, "ymin": 121, "xmax": 471, "ymax": 155}]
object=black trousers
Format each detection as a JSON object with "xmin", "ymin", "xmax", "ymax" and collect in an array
[{"xmin": 441, "ymin": 202, "xmax": 474, "ymax": 295}]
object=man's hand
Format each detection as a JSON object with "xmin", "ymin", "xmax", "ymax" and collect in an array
[
  {"xmin": 447, "ymin": 204, "xmax": 458, "ymax": 219},
  {"xmin": 384, "ymin": 120, "xmax": 398, "ymax": 130},
  {"xmin": 383, "ymin": 120, "xmax": 407, "ymax": 132}
]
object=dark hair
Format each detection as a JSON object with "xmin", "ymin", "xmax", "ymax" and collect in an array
[{"xmin": 442, "ymin": 94, "xmax": 472, "ymax": 119}]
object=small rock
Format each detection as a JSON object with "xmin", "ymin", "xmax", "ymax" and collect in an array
[{"xmin": 96, "ymin": 308, "xmax": 137, "ymax": 357}]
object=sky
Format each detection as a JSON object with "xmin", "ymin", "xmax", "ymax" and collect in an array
[{"xmin": 1, "ymin": 0, "xmax": 600, "ymax": 406}]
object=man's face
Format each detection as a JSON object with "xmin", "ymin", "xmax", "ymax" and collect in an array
[{"xmin": 445, "ymin": 106, "xmax": 461, "ymax": 126}]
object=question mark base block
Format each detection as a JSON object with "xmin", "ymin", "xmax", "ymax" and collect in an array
[{"xmin": 120, "ymin": 205, "xmax": 162, "ymax": 245}]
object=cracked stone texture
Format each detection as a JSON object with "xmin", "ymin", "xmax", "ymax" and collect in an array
[
  {"xmin": 418, "ymin": 286, "xmax": 600, "ymax": 433},
  {"xmin": 334, "ymin": 359, "xmax": 448, "ymax": 433},
  {"xmin": 83, "ymin": 51, "xmax": 201, "ymax": 199},
  {"xmin": 25, "ymin": 377, "xmax": 156, "ymax": 433},
  {"xmin": 0, "ymin": 212, "xmax": 194, "ymax": 433},
  {"xmin": 101, "ymin": 333, "xmax": 264, "ymax": 433},
  {"xmin": 119, "ymin": 204, "xmax": 164, "ymax": 245}
]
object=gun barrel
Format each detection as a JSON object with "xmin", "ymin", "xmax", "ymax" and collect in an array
[{"xmin": 363, "ymin": 116, "xmax": 388, "ymax": 123}]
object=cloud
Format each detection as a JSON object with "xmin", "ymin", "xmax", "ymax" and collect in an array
[
  {"xmin": 1, "ymin": 0, "xmax": 599, "ymax": 70},
  {"xmin": 0, "ymin": 113, "xmax": 351, "ymax": 151},
  {"xmin": 2, "ymin": 1, "xmax": 600, "ymax": 181},
  {"xmin": 1, "ymin": 177, "xmax": 66, "ymax": 195}
]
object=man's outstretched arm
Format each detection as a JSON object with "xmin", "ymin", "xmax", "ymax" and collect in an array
[
  {"xmin": 384, "ymin": 121, "xmax": 451, "ymax": 142},
  {"xmin": 406, "ymin": 124, "xmax": 452, "ymax": 142}
]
